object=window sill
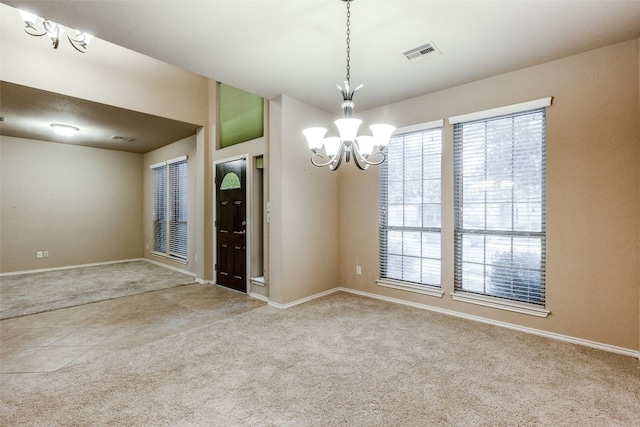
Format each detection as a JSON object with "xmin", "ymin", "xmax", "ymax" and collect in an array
[
  {"xmin": 250, "ymin": 276, "xmax": 266, "ymax": 287},
  {"xmin": 169, "ymin": 257, "xmax": 188, "ymax": 265},
  {"xmin": 377, "ymin": 279, "xmax": 443, "ymax": 298},
  {"xmin": 450, "ymin": 291, "xmax": 550, "ymax": 318},
  {"xmin": 150, "ymin": 252, "xmax": 188, "ymax": 265}
]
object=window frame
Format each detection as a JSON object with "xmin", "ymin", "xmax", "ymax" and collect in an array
[
  {"xmin": 450, "ymin": 98, "xmax": 550, "ymax": 317},
  {"xmin": 377, "ymin": 120, "xmax": 444, "ymax": 297},
  {"xmin": 151, "ymin": 155, "xmax": 188, "ymax": 263},
  {"xmin": 151, "ymin": 163, "xmax": 167, "ymax": 256}
]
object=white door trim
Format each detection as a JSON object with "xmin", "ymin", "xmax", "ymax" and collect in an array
[{"xmin": 213, "ymin": 154, "xmax": 251, "ymax": 293}]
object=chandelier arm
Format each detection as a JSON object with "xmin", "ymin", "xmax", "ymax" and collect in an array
[
  {"xmin": 363, "ymin": 150, "xmax": 386, "ymax": 166},
  {"xmin": 310, "ymin": 144, "xmax": 344, "ymax": 169},
  {"xmin": 351, "ymin": 143, "xmax": 370, "ymax": 170},
  {"xmin": 310, "ymin": 153, "xmax": 337, "ymax": 168},
  {"xmin": 352, "ymin": 142, "xmax": 386, "ymax": 167},
  {"xmin": 41, "ymin": 20, "xmax": 61, "ymax": 49},
  {"xmin": 20, "ymin": 16, "xmax": 90, "ymax": 52},
  {"xmin": 67, "ymin": 32, "xmax": 89, "ymax": 53},
  {"xmin": 23, "ymin": 22, "xmax": 48, "ymax": 37},
  {"xmin": 302, "ymin": 0, "xmax": 393, "ymax": 172},
  {"xmin": 370, "ymin": 150, "xmax": 387, "ymax": 165},
  {"xmin": 52, "ymin": 32, "xmax": 60, "ymax": 49},
  {"xmin": 352, "ymin": 151, "xmax": 369, "ymax": 170},
  {"xmin": 329, "ymin": 144, "xmax": 345, "ymax": 171}
]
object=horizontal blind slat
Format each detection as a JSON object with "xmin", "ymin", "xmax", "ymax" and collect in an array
[
  {"xmin": 379, "ymin": 127, "xmax": 442, "ymax": 287},
  {"xmin": 454, "ymin": 107, "xmax": 546, "ymax": 305},
  {"xmin": 152, "ymin": 165, "xmax": 167, "ymax": 253},
  {"xmin": 169, "ymin": 159, "xmax": 188, "ymax": 260}
]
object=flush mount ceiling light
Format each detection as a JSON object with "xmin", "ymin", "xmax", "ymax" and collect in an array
[
  {"xmin": 50, "ymin": 124, "xmax": 79, "ymax": 137},
  {"xmin": 18, "ymin": 9, "xmax": 93, "ymax": 53},
  {"xmin": 110, "ymin": 135, "xmax": 134, "ymax": 143},
  {"xmin": 302, "ymin": 0, "xmax": 395, "ymax": 171}
]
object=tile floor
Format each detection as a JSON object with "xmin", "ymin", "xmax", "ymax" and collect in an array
[{"xmin": 0, "ymin": 284, "xmax": 265, "ymax": 376}]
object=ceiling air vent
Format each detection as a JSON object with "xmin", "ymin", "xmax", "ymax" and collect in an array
[
  {"xmin": 402, "ymin": 41, "xmax": 441, "ymax": 63},
  {"xmin": 110, "ymin": 135, "xmax": 134, "ymax": 143}
]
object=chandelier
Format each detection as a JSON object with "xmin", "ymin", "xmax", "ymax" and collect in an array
[
  {"xmin": 18, "ymin": 9, "xmax": 93, "ymax": 53},
  {"xmin": 302, "ymin": 0, "xmax": 395, "ymax": 171}
]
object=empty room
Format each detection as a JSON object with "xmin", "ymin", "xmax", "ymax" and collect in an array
[{"xmin": 1, "ymin": 1, "xmax": 639, "ymax": 425}]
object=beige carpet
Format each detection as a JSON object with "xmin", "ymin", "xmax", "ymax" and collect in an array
[
  {"xmin": 0, "ymin": 260, "xmax": 196, "ymax": 319},
  {"xmin": 1, "ymin": 292, "xmax": 638, "ymax": 426}
]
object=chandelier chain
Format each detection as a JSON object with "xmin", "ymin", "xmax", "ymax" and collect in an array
[
  {"xmin": 301, "ymin": 0, "xmax": 395, "ymax": 171},
  {"xmin": 345, "ymin": 0, "xmax": 351, "ymax": 83}
]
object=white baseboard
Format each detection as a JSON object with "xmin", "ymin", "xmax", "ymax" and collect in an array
[
  {"xmin": 338, "ymin": 287, "xmax": 639, "ymax": 360},
  {"xmin": 0, "ymin": 258, "xmax": 199, "ymax": 280},
  {"xmin": 263, "ymin": 288, "xmax": 341, "ymax": 310},
  {"xmin": 256, "ymin": 285, "xmax": 638, "ymax": 360},
  {"xmin": 0, "ymin": 258, "xmax": 145, "ymax": 277},
  {"xmin": 10, "ymin": 257, "xmax": 631, "ymax": 360},
  {"xmin": 249, "ymin": 292, "xmax": 271, "ymax": 304}
]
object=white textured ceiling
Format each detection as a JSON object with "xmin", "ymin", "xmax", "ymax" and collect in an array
[{"xmin": 3, "ymin": 0, "xmax": 640, "ymax": 114}]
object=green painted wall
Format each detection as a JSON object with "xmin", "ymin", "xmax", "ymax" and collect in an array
[{"xmin": 219, "ymin": 83, "xmax": 264, "ymax": 148}]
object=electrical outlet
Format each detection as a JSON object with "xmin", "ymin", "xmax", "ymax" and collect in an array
[
  {"xmin": 37, "ymin": 251, "xmax": 43, "ymax": 258},
  {"xmin": 356, "ymin": 265, "xmax": 362, "ymax": 275},
  {"xmin": 44, "ymin": 251, "xmax": 49, "ymax": 257}
]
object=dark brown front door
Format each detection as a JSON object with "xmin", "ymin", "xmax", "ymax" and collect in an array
[{"xmin": 215, "ymin": 159, "xmax": 246, "ymax": 293}]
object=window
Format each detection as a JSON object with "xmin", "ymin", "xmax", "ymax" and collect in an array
[
  {"xmin": 168, "ymin": 160, "xmax": 188, "ymax": 260},
  {"xmin": 378, "ymin": 123, "xmax": 443, "ymax": 294},
  {"xmin": 152, "ymin": 164, "xmax": 167, "ymax": 254},
  {"xmin": 220, "ymin": 172, "xmax": 241, "ymax": 190},
  {"xmin": 452, "ymin": 105, "xmax": 546, "ymax": 306},
  {"xmin": 219, "ymin": 83, "xmax": 264, "ymax": 148},
  {"xmin": 151, "ymin": 156, "xmax": 188, "ymax": 262}
]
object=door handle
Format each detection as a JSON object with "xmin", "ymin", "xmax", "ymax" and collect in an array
[{"xmin": 234, "ymin": 230, "xmax": 246, "ymax": 235}]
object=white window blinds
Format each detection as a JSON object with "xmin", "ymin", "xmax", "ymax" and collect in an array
[
  {"xmin": 168, "ymin": 159, "xmax": 188, "ymax": 260},
  {"xmin": 151, "ymin": 156, "xmax": 188, "ymax": 262},
  {"xmin": 379, "ymin": 125, "xmax": 442, "ymax": 287},
  {"xmin": 151, "ymin": 164, "xmax": 167, "ymax": 254},
  {"xmin": 453, "ymin": 107, "xmax": 546, "ymax": 305}
]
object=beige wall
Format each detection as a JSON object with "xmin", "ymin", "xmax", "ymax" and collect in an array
[
  {"xmin": 211, "ymin": 112, "xmax": 268, "ymax": 294},
  {"xmin": 340, "ymin": 39, "xmax": 640, "ymax": 352},
  {"xmin": 268, "ymin": 96, "xmax": 340, "ymax": 305},
  {"xmin": 2, "ymin": 0, "xmax": 637, "ymax": 353},
  {"xmin": 142, "ymin": 136, "xmax": 198, "ymax": 274},
  {"xmin": 0, "ymin": 3, "xmax": 208, "ymax": 126},
  {"xmin": 0, "ymin": 136, "xmax": 143, "ymax": 272},
  {"xmin": 0, "ymin": 2, "xmax": 214, "ymax": 277}
]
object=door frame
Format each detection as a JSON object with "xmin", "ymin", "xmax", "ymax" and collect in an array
[{"xmin": 213, "ymin": 154, "xmax": 251, "ymax": 293}]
